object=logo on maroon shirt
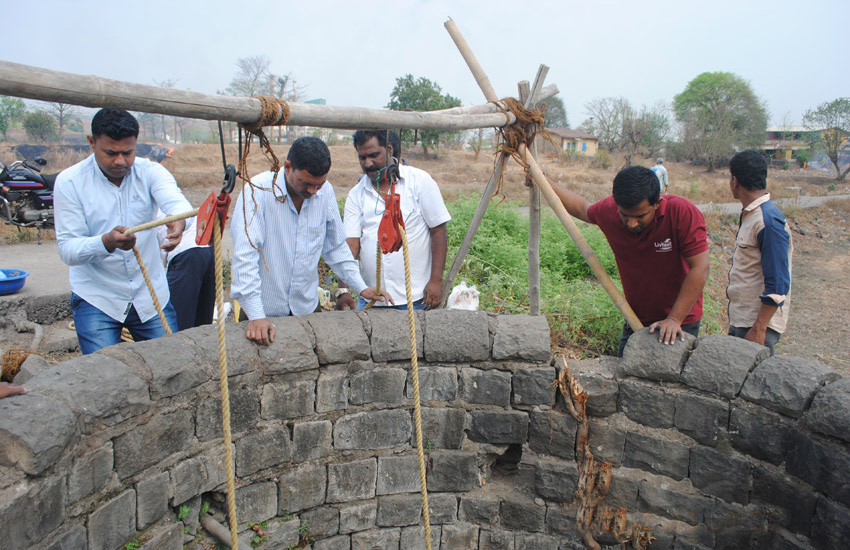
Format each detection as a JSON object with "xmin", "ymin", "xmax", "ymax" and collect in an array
[{"xmin": 654, "ymin": 238, "xmax": 672, "ymax": 252}]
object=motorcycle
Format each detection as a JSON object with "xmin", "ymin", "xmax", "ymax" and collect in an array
[{"xmin": 0, "ymin": 156, "xmax": 58, "ymax": 244}]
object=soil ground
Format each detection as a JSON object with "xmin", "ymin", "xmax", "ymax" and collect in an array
[{"xmin": 2, "ymin": 142, "xmax": 848, "ymax": 375}]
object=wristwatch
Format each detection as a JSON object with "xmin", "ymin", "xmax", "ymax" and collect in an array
[{"xmin": 335, "ymin": 288, "xmax": 351, "ymax": 299}]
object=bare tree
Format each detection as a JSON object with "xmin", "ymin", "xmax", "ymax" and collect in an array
[
  {"xmin": 154, "ymin": 78, "xmax": 179, "ymax": 142},
  {"xmin": 226, "ymin": 55, "xmax": 272, "ymax": 97},
  {"xmin": 43, "ymin": 102, "xmax": 80, "ymax": 143},
  {"xmin": 582, "ymin": 97, "xmax": 631, "ymax": 152}
]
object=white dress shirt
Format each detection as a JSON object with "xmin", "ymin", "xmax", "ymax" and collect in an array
[
  {"xmin": 230, "ymin": 171, "xmax": 367, "ymax": 319},
  {"xmin": 344, "ymin": 165, "xmax": 451, "ymax": 305},
  {"xmin": 54, "ymin": 155, "xmax": 193, "ymax": 322}
]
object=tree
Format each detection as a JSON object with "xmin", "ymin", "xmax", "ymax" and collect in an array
[
  {"xmin": 43, "ymin": 102, "xmax": 80, "ymax": 143},
  {"xmin": 0, "ymin": 96, "xmax": 26, "ymax": 141},
  {"xmin": 226, "ymin": 55, "xmax": 272, "ymax": 97},
  {"xmin": 23, "ymin": 111, "xmax": 58, "ymax": 142},
  {"xmin": 673, "ymin": 72, "xmax": 768, "ymax": 171},
  {"xmin": 640, "ymin": 101, "xmax": 672, "ymax": 158},
  {"xmin": 541, "ymin": 95, "xmax": 569, "ymax": 128},
  {"xmin": 803, "ymin": 97, "xmax": 850, "ymax": 181},
  {"xmin": 386, "ymin": 74, "xmax": 461, "ymax": 156},
  {"xmin": 581, "ymin": 96, "xmax": 631, "ymax": 152}
]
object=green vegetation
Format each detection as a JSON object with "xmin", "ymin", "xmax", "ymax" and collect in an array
[
  {"xmin": 387, "ymin": 74, "xmax": 462, "ymax": 155},
  {"xmin": 23, "ymin": 111, "xmax": 58, "ymax": 142}
]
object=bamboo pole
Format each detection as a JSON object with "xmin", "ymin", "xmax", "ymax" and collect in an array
[
  {"xmin": 444, "ymin": 18, "xmax": 642, "ymax": 331},
  {"xmin": 0, "ymin": 60, "xmax": 514, "ymax": 131},
  {"xmin": 519, "ymin": 81, "xmax": 541, "ymax": 316}
]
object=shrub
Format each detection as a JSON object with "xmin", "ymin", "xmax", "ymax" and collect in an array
[
  {"xmin": 591, "ymin": 150, "xmax": 612, "ymax": 169},
  {"xmin": 23, "ymin": 111, "xmax": 58, "ymax": 142}
]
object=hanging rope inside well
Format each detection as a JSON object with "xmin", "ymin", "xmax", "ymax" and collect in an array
[{"xmin": 490, "ymin": 97, "xmax": 557, "ymax": 203}]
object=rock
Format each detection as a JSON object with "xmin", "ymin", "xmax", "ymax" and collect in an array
[
  {"xmin": 0, "ymin": 391, "xmax": 79, "ymax": 475},
  {"xmin": 689, "ymin": 446, "xmax": 750, "ymax": 504},
  {"xmin": 423, "ymin": 310, "xmax": 490, "ymax": 362},
  {"xmin": 367, "ymin": 309, "xmax": 424, "ymax": 362},
  {"xmin": 235, "ymin": 481, "xmax": 278, "ymax": 526},
  {"xmin": 405, "ymin": 366, "xmax": 457, "ymax": 402},
  {"xmin": 624, "ymin": 432, "xmax": 690, "ymax": 480},
  {"xmin": 623, "ymin": 327, "xmax": 695, "ymax": 382},
  {"xmin": 467, "ymin": 410, "xmax": 528, "ymax": 445},
  {"xmin": 278, "ymin": 463, "xmax": 326, "ymax": 513},
  {"xmin": 681, "ymin": 334, "xmax": 769, "ymax": 398},
  {"xmin": 512, "ymin": 366, "xmax": 555, "ymax": 407},
  {"xmin": 740, "ymin": 356, "xmax": 840, "ymax": 418},
  {"xmin": 87, "ymin": 489, "xmax": 136, "ymax": 550},
  {"xmin": 236, "ymin": 425, "xmax": 292, "ymax": 476},
  {"xmin": 673, "ymin": 392, "xmax": 728, "ymax": 447},
  {"xmin": 729, "ymin": 405, "xmax": 791, "ymax": 465},
  {"xmin": 619, "ymin": 379, "xmax": 675, "ymax": 428},
  {"xmin": 491, "ymin": 314, "xmax": 550, "ymax": 361},
  {"xmin": 258, "ymin": 316, "xmax": 319, "ymax": 373},
  {"xmin": 460, "ymin": 367, "xmax": 512, "ymax": 406},
  {"xmin": 13, "ymin": 352, "xmax": 51, "ymax": 383},
  {"xmin": 305, "ymin": 311, "xmax": 370, "ymax": 364},
  {"xmin": 805, "ymin": 378, "xmax": 850, "ymax": 443},
  {"xmin": 327, "ymin": 458, "xmax": 377, "ymax": 503},
  {"xmin": 428, "ymin": 451, "xmax": 480, "ymax": 492},
  {"xmin": 334, "ymin": 409, "xmax": 411, "ymax": 450}
]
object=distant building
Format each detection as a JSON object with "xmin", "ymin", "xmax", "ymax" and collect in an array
[
  {"xmin": 762, "ymin": 125, "xmax": 826, "ymax": 161},
  {"xmin": 536, "ymin": 128, "xmax": 599, "ymax": 156}
]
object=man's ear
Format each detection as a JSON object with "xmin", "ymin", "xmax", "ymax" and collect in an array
[
  {"xmin": 87, "ymin": 135, "xmax": 95, "ymax": 150},
  {"xmin": 387, "ymin": 143, "xmax": 393, "ymax": 158}
]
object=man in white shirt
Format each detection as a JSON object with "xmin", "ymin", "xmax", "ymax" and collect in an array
[
  {"xmin": 344, "ymin": 130, "xmax": 451, "ymax": 310},
  {"xmin": 230, "ymin": 136, "xmax": 391, "ymax": 345},
  {"xmin": 652, "ymin": 158, "xmax": 669, "ymax": 194},
  {"xmin": 54, "ymin": 109, "xmax": 192, "ymax": 354}
]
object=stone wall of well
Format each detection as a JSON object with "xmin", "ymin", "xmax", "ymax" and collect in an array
[{"xmin": 0, "ymin": 311, "xmax": 847, "ymax": 550}]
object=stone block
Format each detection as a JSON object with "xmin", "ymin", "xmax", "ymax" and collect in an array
[
  {"xmin": 401, "ymin": 525, "xmax": 441, "ymax": 550},
  {"xmin": 377, "ymin": 455, "xmax": 421, "ymax": 495},
  {"xmin": 587, "ymin": 418, "xmax": 626, "ymax": 466},
  {"xmin": 763, "ymin": 529, "xmax": 817, "ymax": 550},
  {"xmin": 26, "ymin": 354, "xmax": 150, "ymax": 433},
  {"xmin": 752, "ymin": 466, "xmax": 817, "ymax": 535},
  {"xmin": 181, "ymin": 321, "xmax": 259, "ymax": 377},
  {"xmin": 314, "ymin": 534, "xmax": 351, "ymax": 550},
  {"xmin": 68, "ymin": 444, "xmax": 113, "ymax": 503},
  {"xmin": 619, "ymin": 379, "xmax": 675, "ymax": 428},
  {"xmin": 467, "ymin": 411, "xmax": 528, "ymax": 444},
  {"xmin": 132, "ymin": 336, "xmax": 209, "ymax": 399},
  {"xmin": 785, "ymin": 429, "xmax": 850, "ymax": 507},
  {"xmin": 805, "ymin": 378, "xmax": 850, "ymax": 444},
  {"xmin": 339, "ymin": 501, "xmax": 377, "ymax": 534},
  {"xmin": 196, "ymin": 385, "xmax": 260, "ymax": 440},
  {"xmin": 236, "ymin": 425, "xmax": 292, "ymax": 476},
  {"xmin": 0, "ymin": 391, "xmax": 79, "ymax": 475},
  {"xmin": 305, "ymin": 311, "xmax": 370, "ymax": 363},
  {"xmin": 532, "ymin": 457, "xmax": 578, "ymax": 502},
  {"xmin": 263, "ymin": 517, "xmax": 301, "ymax": 549},
  {"xmin": 729, "ymin": 405, "xmax": 790, "ymax": 465},
  {"xmin": 405, "ymin": 367, "xmax": 457, "ymax": 402},
  {"xmin": 706, "ymin": 501, "xmax": 765, "ymax": 550},
  {"xmin": 429, "ymin": 492, "xmax": 459, "ymax": 524},
  {"xmin": 258, "ymin": 316, "xmax": 320, "ymax": 373},
  {"xmin": 500, "ymin": 498, "xmax": 546, "ymax": 532},
  {"xmin": 367, "ymin": 309, "xmax": 424, "ymax": 362},
  {"xmin": 544, "ymin": 503, "xmax": 578, "ymax": 539},
  {"xmin": 624, "ymin": 432, "xmax": 690, "ymax": 480},
  {"xmin": 14, "ymin": 353, "xmax": 51, "ymax": 384},
  {"xmin": 46, "ymin": 524, "xmax": 87, "ymax": 550},
  {"xmin": 351, "ymin": 528, "xmax": 400, "ymax": 549},
  {"xmin": 350, "ymin": 367, "xmax": 407, "ymax": 405},
  {"xmin": 689, "ymin": 446, "xmax": 750, "ymax": 504},
  {"xmin": 136, "ymin": 471, "xmax": 169, "ymax": 529},
  {"xmin": 492, "ymin": 315, "xmax": 551, "ymax": 361},
  {"xmin": 740, "ymin": 356, "xmax": 840, "ymax": 418},
  {"xmin": 607, "ymin": 468, "xmax": 642, "ymax": 509},
  {"xmin": 138, "ymin": 522, "xmax": 182, "ymax": 550},
  {"xmin": 673, "ymin": 393, "xmax": 728, "ymax": 447},
  {"xmin": 171, "ymin": 449, "xmax": 227, "ymax": 505},
  {"xmin": 572, "ymin": 359, "xmax": 619, "ymax": 417},
  {"xmin": 302, "ymin": 505, "xmax": 340, "ymax": 539},
  {"xmin": 681, "ymin": 334, "xmax": 769, "ymax": 398},
  {"xmin": 261, "ymin": 378, "xmax": 315, "ymax": 419},
  {"xmin": 527, "ymin": 407, "xmax": 577, "ymax": 460},
  {"xmin": 317, "ymin": 368, "xmax": 349, "ymax": 413},
  {"xmin": 236, "ymin": 481, "xmax": 277, "ymax": 525},
  {"xmin": 428, "ymin": 451, "xmax": 480, "ymax": 492},
  {"xmin": 113, "ymin": 408, "xmax": 194, "ymax": 479},
  {"xmin": 0, "ymin": 476, "xmax": 65, "ymax": 549},
  {"xmin": 292, "ymin": 420, "xmax": 332, "ymax": 463},
  {"xmin": 419, "ymin": 407, "xmax": 465, "ymax": 449},
  {"xmin": 515, "ymin": 533, "xmax": 560, "ymax": 550},
  {"xmin": 440, "ymin": 522, "xmax": 479, "ymax": 550},
  {"xmin": 377, "ymin": 494, "xmax": 422, "ymax": 526},
  {"xmin": 811, "ymin": 497, "xmax": 850, "ymax": 550},
  {"xmin": 478, "ymin": 529, "xmax": 515, "ymax": 550},
  {"xmin": 327, "ymin": 458, "xmax": 377, "ymax": 503},
  {"xmin": 88, "ymin": 488, "xmax": 136, "ymax": 550},
  {"xmin": 459, "ymin": 495, "xmax": 500, "ymax": 526},
  {"xmin": 423, "ymin": 310, "xmax": 490, "ymax": 362},
  {"xmin": 334, "ymin": 409, "xmax": 412, "ymax": 450},
  {"xmin": 638, "ymin": 480, "xmax": 713, "ymax": 525},
  {"xmin": 278, "ymin": 463, "xmax": 326, "ymax": 513},
  {"xmin": 512, "ymin": 367, "xmax": 555, "ymax": 406},
  {"xmin": 622, "ymin": 327, "xmax": 695, "ymax": 382},
  {"xmin": 460, "ymin": 367, "xmax": 512, "ymax": 406}
]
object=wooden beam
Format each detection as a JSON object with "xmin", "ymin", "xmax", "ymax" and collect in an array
[
  {"xmin": 0, "ymin": 59, "xmax": 515, "ymax": 131},
  {"xmin": 519, "ymin": 80, "xmax": 542, "ymax": 317}
]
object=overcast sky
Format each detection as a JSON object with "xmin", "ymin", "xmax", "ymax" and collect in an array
[{"xmin": 3, "ymin": 0, "xmax": 847, "ymax": 127}]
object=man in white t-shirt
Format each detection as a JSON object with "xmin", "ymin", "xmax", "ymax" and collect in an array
[
  {"xmin": 652, "ymin": 158, "xmax": 669, "ymax": 194},
  {"xmin": 343, "ymin": 130, "xmax": 451, "ymax": 310}
]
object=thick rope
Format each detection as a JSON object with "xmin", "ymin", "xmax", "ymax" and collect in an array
[
  {"xmin": 362, "ymin": 239, "xmax": 383, "ymax": 311},
  {"xmin": 214, "ymin": 214, "xmax": 239, "ymax": 549},
  {"xmin": 400, "ymin": 227, "xmax": 432, "ymax": 550},
  {"xmin": 131, "ymin": 246, "xmax": 172, "ymax": 335}
]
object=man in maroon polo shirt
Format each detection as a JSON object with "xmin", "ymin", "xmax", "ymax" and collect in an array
[{"xmin": 540, "ymin": 165, "xmax": 709, "ymax": 356}]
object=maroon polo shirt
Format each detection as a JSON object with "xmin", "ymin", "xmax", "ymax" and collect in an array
[{"xmin": 587, "ymin": 195, "xmax": 708, "ymax": 326}]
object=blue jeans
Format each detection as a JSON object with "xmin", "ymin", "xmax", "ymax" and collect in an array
[
  {"xmin": 357, "ymin": 296, "xmax": 425, "ymax": 311},
  {"xmin": 617, "ymin": 320, "xmax": 701, "ymax": 357},
  {"xmin": 729, "ymin": 325, "xmax": 781, "ymax": 356},
  {"xmin": 71, "ymin": 293, "xmax": 177, "ymax": 355}
]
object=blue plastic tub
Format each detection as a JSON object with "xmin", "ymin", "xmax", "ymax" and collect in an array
[{"xmin": 0, "ymin": 269, "xmax": 29, "ymax": 295}]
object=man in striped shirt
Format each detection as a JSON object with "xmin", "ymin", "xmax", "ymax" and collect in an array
[{"xmin": 230, "ymin": 137, "xmax": 391, "ymax": 345}]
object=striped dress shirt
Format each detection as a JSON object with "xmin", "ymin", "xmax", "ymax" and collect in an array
[{"xmin": 230, "ymin": 171, "xmax": 367, "ymax": 319}]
